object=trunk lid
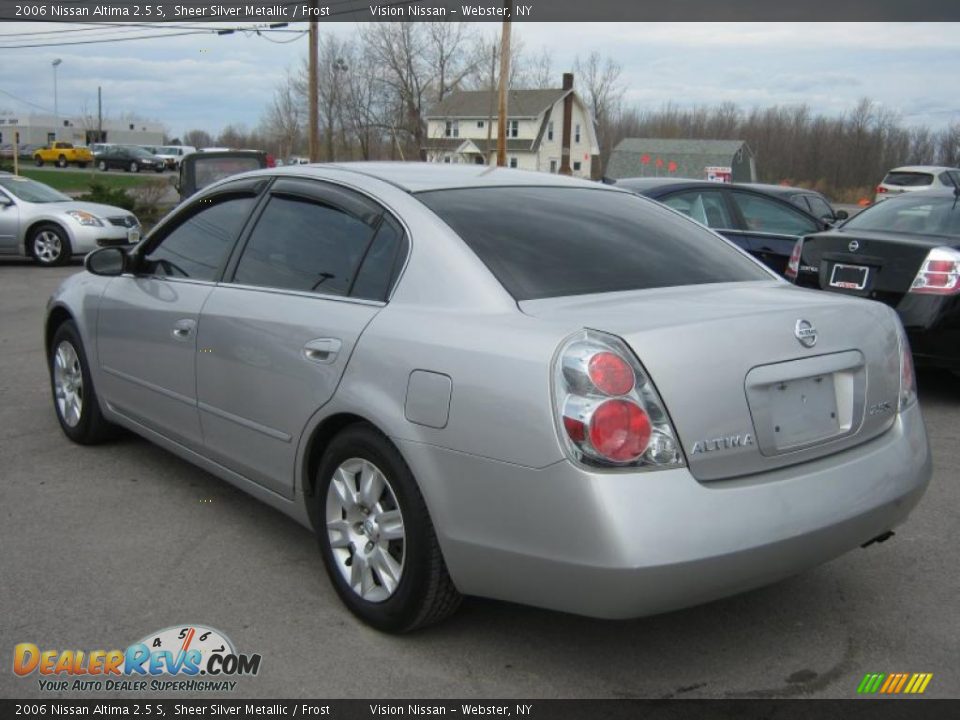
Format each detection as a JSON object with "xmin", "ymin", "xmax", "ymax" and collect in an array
[
  {"xmin": 799, "ymin": 229, "xmax": 942, "ymax": 307},
  {"xmin": 522, "ymin": 281, "xmax": 901, "ymax": 482}
]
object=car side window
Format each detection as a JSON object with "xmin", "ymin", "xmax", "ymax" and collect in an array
[
  {"xmin": 730, "ymin": 191, "xmax": 819, "ymax": 236},
  {"xmin": 805, "ymin": 195, "xmax": 834, "ymax": 220},
  {"xmin": 232, "ymin": 194, "xmax": 376, "ymax": 296},
  {"xmin": 661, "ymin": 190, "xmax": 733, "ymax": 229},
  {"xmin": 143, "ymin": 195, "xmax": 255, "ymax": 281},
  {"xmin": 350, "ymin": 218, "xmax": 405, "ymax": 301}
]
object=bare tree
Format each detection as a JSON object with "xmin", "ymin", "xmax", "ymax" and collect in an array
[
  {"xmin": 260, "ymin": 70, "xmax": 304, "ymax": 160},
  {"xmin": 183, "ymin": 129, "xmax": 213, "ymax": 149},
  {"xmin": 574, "ymin": 52, "xmax": 625, "ymax": 175}
]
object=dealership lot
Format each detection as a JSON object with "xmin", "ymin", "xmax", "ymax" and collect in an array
[{"xmin": 1, "ymin": 260, "xmax": 958, "ymax": 699}]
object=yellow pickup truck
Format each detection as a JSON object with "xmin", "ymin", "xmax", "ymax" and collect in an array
[{"xmin": 33, "ymin": 142, "xmax": 94, "ymax": 168}]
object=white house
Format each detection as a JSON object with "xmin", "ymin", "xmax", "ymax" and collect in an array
[{"xmin": 423, "ymin": 74, "xmax": 600, "ymax": 179}]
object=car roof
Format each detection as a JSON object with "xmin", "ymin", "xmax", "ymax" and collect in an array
[
  {"xmin": 310, "ymin": 162, "xmax": 607, "ymax": 193},
  {"xmin": 886, "ymin": 165, "xmax": 959, "ymax": 173}
]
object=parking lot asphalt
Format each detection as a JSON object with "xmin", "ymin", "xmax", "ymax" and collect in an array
[{"xmin": 1, "ymin": 259, "xmax": 957, "ymax": 700}]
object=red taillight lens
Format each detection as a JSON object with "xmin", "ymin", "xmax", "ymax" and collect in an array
[
  {"xmin": 785, "ymin": 238, "xmax": 803, "ymax": 281},
  {"xmin": 909, "ymin": 247, "xmax": 960, "ymax": 295},
  {"xmin": 588, "ymin": 400, "xmax": 651, "ymax": 462},
  {"xmin": 876, "ymin": 185, "xmax": 887, "ymax": 194},
  {"xmin": 587, "ymin": 352, "xmax": 634, "ymax": 395}
]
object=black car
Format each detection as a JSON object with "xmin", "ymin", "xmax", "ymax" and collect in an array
[
  {"xmin": 743, "ymin": 183, "xmax": 848, "ymax": 225},
  {"xmin": 788, "ymin": 189, "xmax": 960, "ymax": 370},
  {"xmin": 615, "ymin": 178, "xmax": 831, "ymax": 275},
  {"xmin": 96, "ymin": 145, "xmax": 165, "ymax": 173}
]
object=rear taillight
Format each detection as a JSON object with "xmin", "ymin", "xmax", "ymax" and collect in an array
[
  {"xmin": 908, "ymin": 247, "xmax": 960, "ymax": 295},
  {"xmin": 553, "ymin": 330, "xmax": 683, "ymax": 469},
  {"xmin": 876, "ymin": 185, "xmax": 887, "ymax": 194},
  {"xmin": 898, "ymin": 327, "xmax": 917, "ymax": 411},
  {"xmin": 785, "ymin": 238, "xmax": 803, "ymax": 281}
]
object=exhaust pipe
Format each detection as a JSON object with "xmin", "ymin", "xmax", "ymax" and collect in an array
[{"xmin": 861, "ymin": 530, "xmax": 895, "ymax": 548}]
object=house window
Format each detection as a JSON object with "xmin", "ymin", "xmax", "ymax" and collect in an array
[
  {"xmin": 549, "ymin": 160, "xmax": 557, "ymax": 173},
  {"xmin": 509, "ymin": 120, "xmax": 519, "ymax": 138},
  {"xmin": 477, "ymin": 120, "xmax": 484, "ymax": 128},
  {"xmin": 509, "ymin": 157, "xmax": 518, "ymax": 169},
  {"xmin": 573, "ymin": 161, "xmax": 582, "ymax": 172},
  {"xmin": 547, "ymin": 122, "xmax": 554, "ymax": 141},
  {"xmin": 445, "ymin": 120, "xmax": 459, "ymax": 138},
  {"xmin": 575, "ymin": 124, "xmax": 581, "ymax": 143}
]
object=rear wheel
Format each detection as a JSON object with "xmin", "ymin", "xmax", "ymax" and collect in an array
[
  {"xmin": 49, "ymin": 320, "xmax": 116, "ymax": 444},
  {"xmin": 34, "ymin": 155, "xmax": 43, "ymax": 167},
  {"xmin": 315, "ymin": 424, "xmax": 461, "ymax": 632},
  {"xmin": 30, "ymin": 223, "xmax": 71, "ymax": 266},
  {"xmin": 57, "ymin": 155, "xmax": 68, "ymax": 168}
]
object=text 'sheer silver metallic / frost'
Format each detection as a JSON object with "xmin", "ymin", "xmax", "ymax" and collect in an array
[{"xmin": 45, "ymin": 163, "xmax": 931, "ymax": 630}]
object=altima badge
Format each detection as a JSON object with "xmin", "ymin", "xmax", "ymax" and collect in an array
[
  {"xmin": 848, "ymin": 240, "xmax": 860, "ymax": 252},
  {"xmin": 691, "ymin": 434, "xmax": 755, "ymax": 455},
  {"xmin": 795, "ymin": 319, "xmax": 818, "ymax": 348}
]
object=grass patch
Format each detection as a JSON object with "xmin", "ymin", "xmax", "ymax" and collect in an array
[{"xmin": 14, "ymin": 168, "xmax": 168, "ymax": 194}]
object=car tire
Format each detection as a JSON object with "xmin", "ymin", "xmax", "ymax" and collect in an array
[
  {"xmin": 315, "ymin": 424, "xmax": 461, "ymax": 633},
  {"xmin": 129, "ymin": 161, "xmax": 139, "ymax": 173},
  {"xmin": 34, "ymin": 155, "xmax": 43, "ymax": 167},
  {"xmin": 98, "ymin": 160, "xmax": 108, "ymax": 172},
  {"xmin": 57, "ymin": 155, "xmax": 68, "ymax": 168},
  {"xmin": 30, "ymin": 223, "xmax": 71, "ymax": 266},
  {"xmin": 49, "ymin": 320, "xmax": 116, "ymax": 445}
]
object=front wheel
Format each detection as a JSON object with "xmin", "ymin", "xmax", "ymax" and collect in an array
[
  {"xmin": 57, "ymin": 155, "xmax": 68, "ymax": 168},
  {"xmin": 315, "ymin": 424, "xmax": 461, "ymax": 632},
  {"xmin": 34, "ymin": 155, "xmax": 44, "ymax": 167},
  {"xmin": 98, "ymin": 160, "xmax": 108, "ymax": 172},
  {"xmin": 31, "ymin": 223, "xmax": 71, "ymax": 266},
  {"xmin": 49, "ymin": 320, "xmax": 116, "ymax": 444},
  {"xmin": 128, "ymin": 161, "xmax": 139, "ymax": 173}
]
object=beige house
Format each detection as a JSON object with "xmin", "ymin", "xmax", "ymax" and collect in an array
[{"xmin": 423, "ymin": 74, "xmax": 599, "ymax": 179}]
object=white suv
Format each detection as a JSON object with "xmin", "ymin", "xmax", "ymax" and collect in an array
[{"xmin": 875, "ymin": 165, "xmax": 960, "ymax": 202}]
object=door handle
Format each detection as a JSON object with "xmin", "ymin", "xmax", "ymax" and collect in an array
[
  {"xmin": 303, "ymin": 338, "xmax": 342, "ymax": 364},
  {"xmin": 171, "ymin": 318, "xmax": 196, "ymax": 340}
]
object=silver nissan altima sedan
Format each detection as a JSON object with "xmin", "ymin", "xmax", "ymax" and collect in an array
[{"xmin": 45, "ymin": 163, "xmax": 931, "ymax": 632}]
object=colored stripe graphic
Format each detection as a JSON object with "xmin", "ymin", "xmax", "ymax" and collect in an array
[{"xmin": 858, "ymin": 672, "xmax": 932, "ymax": 694}]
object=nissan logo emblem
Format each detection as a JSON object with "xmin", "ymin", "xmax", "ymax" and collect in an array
[
  {"xmin": 848, "ymin": 240, "xmax": 860, "ymax": 252},
  {"xmin": 795, "ymin": 319, "xmax": 818, "ymax": 348}
]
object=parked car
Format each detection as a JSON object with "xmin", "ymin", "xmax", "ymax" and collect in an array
[
  {"xmin": 744, "ymin": 183, "xmax": 849, "ymax": 225},
  {"xmin": 33, "ymin": 142, "xmax": 94, "ymax": 168},
  {"xmin": 616, "ymin": 178, "xmax": 829, "ymax": 275},
  {"xmin": 175, "ymin": 149, "xmax": 268, "ymax": 200},
  {"xmin": 0, "ymin": 172, "xmax": 140, "ymax": 266},
  {"xmin": 45, "ymin": 164, "xmax": 930, "ymax": 631},
  {"xmin": 88, "ymin": 143, "xmax": 113, "ymax": 159},
  {"xmin": 875, "ymin": 165, "xmax": 960, "ymax": 203},
  {"xmin": 287, "ymin": 156, "xmax": 311, "ymax": 165},
  {"xmin": 788, "ymin": 188, "xmax": 960, "ymax": 371},
  {"xmin": 152, "ymin": 145, "xmax": 196, "ymax": 170},
  {"xmin": 96, "ymin": 145, "xmax": 165, "ymax": 173}
]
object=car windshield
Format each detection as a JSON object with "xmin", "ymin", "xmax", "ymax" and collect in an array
[
  {"xmin": 417, "ymin": 186, "xmax": 772, "ymax": 301},
  {"xmin": 843, "ymin": 194, "xmax": 960, "ymax": 236},
  {"xmin": 0, "ymin": 176, "xmax": 71, "ymax": 203}
]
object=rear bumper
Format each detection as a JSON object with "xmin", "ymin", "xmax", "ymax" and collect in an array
[{"xmin": 397, "ymin": 401, "xmax": 931, "ymax": 619}]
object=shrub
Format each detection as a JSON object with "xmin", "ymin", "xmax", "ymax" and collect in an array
[{"xmin": 77, "ymin": 181, "xmax": 136, "ymax": 212}]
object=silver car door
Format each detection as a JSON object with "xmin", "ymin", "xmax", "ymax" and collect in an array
[
  {"xmin": 96, "ymin": 187, "xmax": 261, "ymax": 449},
  {"xmin": 0, "ymin": 189, "xmax": 19, "ymax": 253},
  {"xmin": 196, "ymin": 178, "xmax": 406, "ymax": 498}
]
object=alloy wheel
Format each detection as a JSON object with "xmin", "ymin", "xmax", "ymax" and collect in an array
[
  {"xmin": 53, "ymin": 341, "xmax": 83, "ymax": 427},
  {"xmin": 33, "ymin": 230, "xmax": 62, "ymax": 264}
]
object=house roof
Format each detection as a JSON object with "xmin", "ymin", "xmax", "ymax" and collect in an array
[
  {"xmin": 427, "ymin": 88, "xmax": 569, "ymax": 119},
  {"xmin": 607, "ymin": 138, "xmax": 752, "ymax": 180}
]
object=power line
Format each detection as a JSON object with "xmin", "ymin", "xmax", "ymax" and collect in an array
[
  {"xmin": 0, "ymin": 88, "xmax": 53, "ymax": 113},
  {"xmin": 0, "ymin": 30, "xmax": 213, "ymax": 49}
]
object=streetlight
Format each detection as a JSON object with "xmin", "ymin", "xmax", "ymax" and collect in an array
[{"xmin": 52, "ymin": 58, "xmax": 62, "ymax": 141}]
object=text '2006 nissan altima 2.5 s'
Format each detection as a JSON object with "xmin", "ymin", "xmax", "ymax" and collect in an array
[{"xmin": 45, "ymin": 163, "xmax": 931, "ymax": 632}]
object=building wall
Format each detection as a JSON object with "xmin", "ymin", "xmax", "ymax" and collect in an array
[
  {"xmin": 426, "ymin": 117, "xmax": 541, "ymax": 143},
  {"xmin": 536, "ymin": 98, "xmax": 595, "ymax": 178},
  {"xmin": 0, "ymin": 113, "xmax": 164, "ymax": 147}
]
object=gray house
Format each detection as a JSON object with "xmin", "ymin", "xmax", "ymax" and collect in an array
[{"xmin": 606, "ymin": 138, "xmax": 756, "ymax": 183}]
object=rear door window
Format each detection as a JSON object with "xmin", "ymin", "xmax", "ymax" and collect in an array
[
  {"xmin": 659, "ymin": 189, "xmax": 734, "ymax": 229},
  {"xmin": 417, "ymin": 187, "xmax": 770, "ymax": 301}
]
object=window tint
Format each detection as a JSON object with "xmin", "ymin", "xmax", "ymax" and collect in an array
[
  {"xmin": 417, "ymin": 187, "xmax": 771, "ymax": 301},
  {"xmin": 145, "ymin": 195, "xmax": 253, "ymax": 280},
  {"xmin": 882, "ymin": 171, "xmax": 933, "ymax": 187},
  {"xmin": 730, "ymin": 192, "xmax": 818, "ymax": 236},
  {"xmin": 661, "ymin": 189, "xmax": 733, "ymax": 229},
  {"xmin": 233, "ymin": 195, "xmax": 375, "ymax": 295},
  {"xmin": 351, "ymin": 219, "xmax": 404, "ymax": 301}
]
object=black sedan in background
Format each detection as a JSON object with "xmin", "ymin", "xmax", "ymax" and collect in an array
[
  {"xmin": 788, "ymin": 189, "xmax": 960, "ymax": 370},
  {"xmin": 616, "ymin": 178, "xmax": 831, "ymax": 275},
  {"xmin": 96, "ymin": 145, "xmax": 165, "ymax": 173}
]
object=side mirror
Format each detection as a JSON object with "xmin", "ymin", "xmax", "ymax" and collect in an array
[
  {"xmin": 84, "ymin": 246, "xmax": 128, "ymax": 276},
  {"xmin": 834, "ymin": 209, "xmax": 849, "ymax": 221},
  {"xmin": 0, "ymin": 195, "xmax": 13, "ymax": 208}
]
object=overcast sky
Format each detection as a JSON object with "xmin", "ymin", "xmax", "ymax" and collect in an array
[{"xmin": 1, "ymin": 22, "xmax": 957, "ymax": 140}]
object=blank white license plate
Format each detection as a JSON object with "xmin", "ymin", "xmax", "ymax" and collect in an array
[
  {"xmin": 769, "ymin": 374, "xmax": 839, "ymax": 449},
  {"xmin": 829, "ymin": 263, "xmax": 869, "ymax": 290}
]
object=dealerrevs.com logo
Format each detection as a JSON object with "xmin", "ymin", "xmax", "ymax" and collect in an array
[{"xmin": 13, "ymin": 625, "xmax": 262, "ymax": 693}]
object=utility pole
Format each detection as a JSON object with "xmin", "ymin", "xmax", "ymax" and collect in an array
[
  {"xmin": 97, "ymin": 86, "xmax": 102, "ymax": 143},
  {"xmin": 496, "ymin": 0, "xmax": 511, "ymax": 167},
  {"xmin": 52, "ymin": 58, "xmax": 62, "ymax": 142},
  {"xmin": 486, "ymin": 43, "xmax": 495, "ymax": 165},
  {"xmin": 308, "ymin": 15, "xmax": 319, "ymax": 162}
]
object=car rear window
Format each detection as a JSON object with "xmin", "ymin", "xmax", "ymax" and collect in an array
[
  {"xmin": 842, "ymin": 194, "xmax": 960, "ymax": 236},
  {"xmin": 882, "ymin": 172, "xmax": 934, "ymax": 187},
  {"xmin": 417, "ymin": 187, "xmax": 771, "ymax": 301}
]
